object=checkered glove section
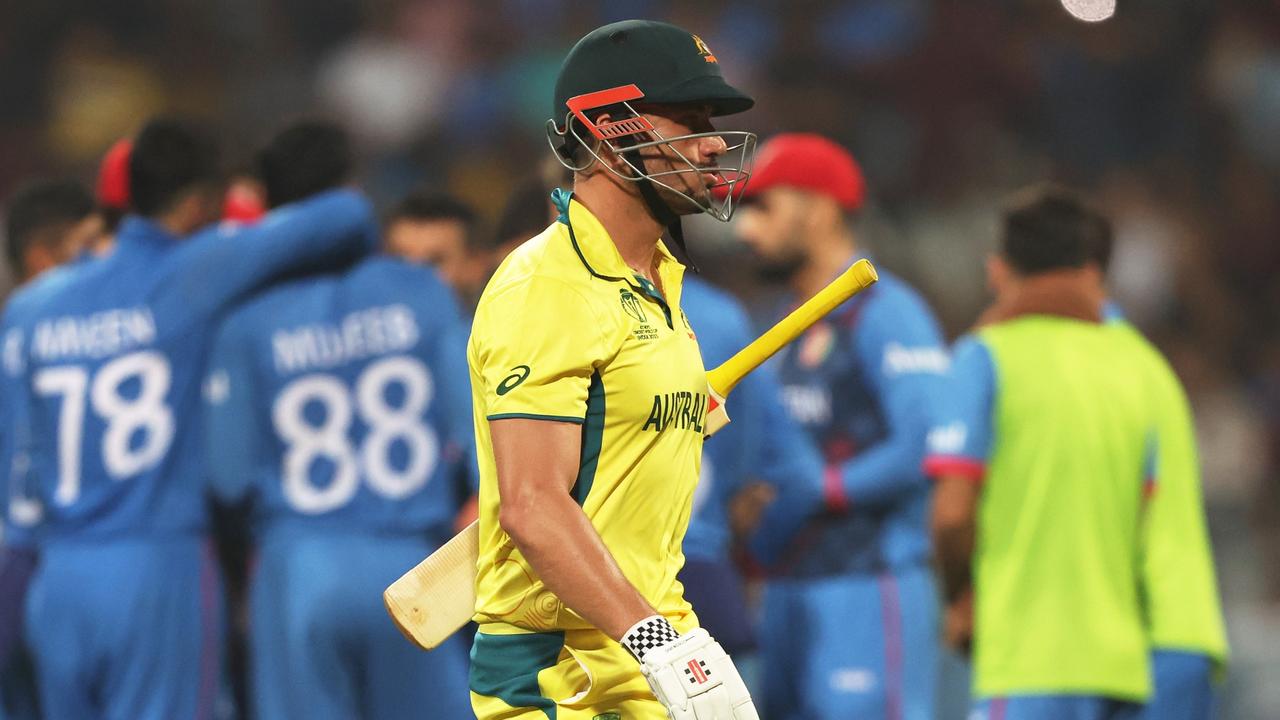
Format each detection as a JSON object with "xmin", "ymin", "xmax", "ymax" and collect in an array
[
  {"xmin": 635, "ymin": 627, "xmax": 759, "ymax": 720},
  {"xmin": 621, "ymin": 615, "xmax": 681, "ymax": 662}
]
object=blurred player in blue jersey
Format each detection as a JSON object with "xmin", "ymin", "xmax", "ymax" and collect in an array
[
  {"xmin": 1, "ymin": 178, "xmax": 105, "ymax": 720},
  {"xmin": 677, "ymin": 274, "xmax": 823, "ymax": 665},
  {"xmin": 10, "ymin": 118, "xmax": 377, "ymax": 720},
  {"xmin": 204, "ymin": 122, "xmax": 474, "ymax": 720},
  {"xmin": 733, "ymin": 134, "xmax": 947, "ymax": 720},
  {"xmin": 384, "ymin": 191, "xmax": 487, "ymax": 311}
]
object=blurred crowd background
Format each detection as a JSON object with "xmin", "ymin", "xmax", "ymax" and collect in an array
[{"xmin": 1, "ymin": 0, "xmax": 1277, "ymax": 717}]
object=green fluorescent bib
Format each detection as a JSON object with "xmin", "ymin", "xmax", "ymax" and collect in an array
[
  {"xmin": 974, "ymin": 317, "xmax": 1155, "ymax": 701},
  {"xmin": 1114, "ymin": 322, "xmax": 1229, "ymax": 665}
]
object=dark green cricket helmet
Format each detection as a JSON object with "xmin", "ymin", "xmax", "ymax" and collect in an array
[{"xmin": 546, "ymin": 20, "xmax": 757, "ymax": 224}]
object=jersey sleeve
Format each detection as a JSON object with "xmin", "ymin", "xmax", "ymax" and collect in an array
[
  {"xmin": 923, "ymin": 334, "xmax": 996, "ymax": 483},
  {"xmin": 693, "ymin": 295, "xmax": 758, "ymax": 499},
  {"xmin": 203, "ymin": 310, "xmax": 267, "ymax": 505},
  {"xmin": 827, "ymin": 287, "xmax": 950, "ymax": 507},
  {"xmin": 1, "ymin": 312, "xmax": 40, "ymax": 546},
  {"xmin": 174, "ymin": 189, "xmax": 377, "ymax": 320},
  {"xmin": 428, "ymin": 291, "xmax": 479, "ymax": 497},
  {"xmin": 472, "ymin": 277, "xmax": 608, "ymax": 424}
]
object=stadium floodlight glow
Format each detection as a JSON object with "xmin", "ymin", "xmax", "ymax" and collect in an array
[{"xmin": 1061, "ymin": 0, "xmax": 1116, "ymax": 22}]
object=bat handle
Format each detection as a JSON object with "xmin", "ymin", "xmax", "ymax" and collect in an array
[{"xmin": 707, "ymin": 259, "xmax": 878, "ymax": 398}]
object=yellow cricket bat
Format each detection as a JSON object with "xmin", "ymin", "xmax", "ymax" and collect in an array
[{"xmin": 384, "ymin": 259, "xmax": 879, "ymax": 650}]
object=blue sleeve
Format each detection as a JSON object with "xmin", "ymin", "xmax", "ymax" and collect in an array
[
  {"xmin": 203, "ymin": 310, "xmax": 268, "ymax": 505},
  {"xmin": 699, "ymin": 298, "xmax": 759, "ymax": 501},
  {"xmin": 745, "ymin": 361, "xmax": 827, "ymax": 565},
  {"xmin": 430, "ymin": 294, "xmax": 478, "ymax": 498},
  {"xmin": 0, "ymin": 322, "xmax": 17, "ymax": 535},
  {"xmin": 923, "ymin": 335, "xmax": 995, "ymax": 482},
  {"xmin": 174, "ymin": 189, "xmax": 377, "ymax": 320},
  {"xmin": 1, "ymin": 316, "xmax": 39, "ymax": 547},
  {"xmin": 828, "ymin": 287, "xmax": 950, "ymax": 507}
]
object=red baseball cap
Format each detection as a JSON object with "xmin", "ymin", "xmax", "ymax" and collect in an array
[
  {"xmin": 96, "ymin": 138, "xmax": 133, "ymax": 211},
  {"xmin": 738, "ymin": 133, "xmax": 865, "ymax": 211}
]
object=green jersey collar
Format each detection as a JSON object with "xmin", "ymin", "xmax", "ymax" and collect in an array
[
  {"xmin": 552, "ymin": 188, "xmax": 683, "ymax": 283},
  {"xmin": 551, "ymin": 189, "xmax": 684, "ymax": 329}
]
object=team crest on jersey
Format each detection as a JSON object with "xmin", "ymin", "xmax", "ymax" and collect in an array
[
  {"xmin": 798, "ymin": 322, "xmax": 835, "ymax": 368},
  {"xmin": 691, "ymin": 34, "xmax": 718, "ymax": 63},
  {"xmin": 619, "ymin": 289, "xmax": 647, "ymax": 323}
]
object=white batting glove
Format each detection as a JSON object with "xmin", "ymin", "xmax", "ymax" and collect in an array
[{"xmin": 621, "ymin": 616, "xmax": 759, "ymax": 720}]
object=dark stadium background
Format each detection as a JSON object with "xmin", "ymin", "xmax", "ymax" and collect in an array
[{"xmin": 1, "ymin": 1, "xmax": 1277, "ymax": 717}]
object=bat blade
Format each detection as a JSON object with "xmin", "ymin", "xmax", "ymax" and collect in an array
[
  {"xmin": 385, "ymin": 260, "xmax": 879, "ymax": 649},
  {"xmin": 383, "ymin": 520, "xmax": 479, "ymax": 650}
]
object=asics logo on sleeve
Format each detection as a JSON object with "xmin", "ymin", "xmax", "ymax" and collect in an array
[{"xmin": 496, "ymin": 365, "xmax": 531, "ymax": 395}]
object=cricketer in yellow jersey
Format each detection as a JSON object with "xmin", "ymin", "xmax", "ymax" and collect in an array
[{"xmin": 466, "ymin": 19, "xmax": 760, "ymax": 720}]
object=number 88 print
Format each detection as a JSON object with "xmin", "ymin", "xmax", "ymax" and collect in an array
[{"xmin": 271, "ymin": 355, "xmax": 439, "ymax": 514}]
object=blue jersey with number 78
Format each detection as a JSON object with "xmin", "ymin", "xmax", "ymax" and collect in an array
[
  {"xmin": 203, "ymin": 256, "xmax": 474, "ymax": 540},
  {"xmin": 10, "ymin": 190, "xmax": 377, "ymax": 541}
]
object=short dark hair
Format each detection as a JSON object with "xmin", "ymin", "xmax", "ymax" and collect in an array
[
  {"xmin": 1084, "ymin": 211, "xmax": 1114, "ymax": 273},
  {"xmin": 257, "ymin": 120, "xmax": 353, "ymax": 209},
  {"xmin": 494, "ymin": 178, "xmax": 553, "ymax": 248},
  {"xmin": 129, "ymin": 118, "xmax": 222, "ymax": 217},
  {"xmin": 388, "ymin": 191, "xmax": 478, "ymax": 241},
  {"xmin": 5, "ymin": 179, "xmax": 94, "ymax": 275},
  {"xmin": 1000, "ymin": 186, "xmax": 1111, "ymax": 276}
]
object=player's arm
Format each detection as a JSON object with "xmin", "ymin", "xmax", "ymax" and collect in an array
[
  {"xmin": 0, "ymin": 312, "xmax": 41, "ymax": 668},
  {"xmin": 491, "ymin": 417, "xmax": 656, "ymax": 640},
  {"xmin": 426, "ymin": 282, "xmax": 481, "ymax": 526},
  {"xmin": 826, "ymin": 289, "xmax": 950, "ymax": 509},
  {"xmin": 203, "ymin": 309, "xmax": 268, "ymax": 506},
  {"xmin": 1, "ymin": 311, "xmax": 41, "ymax": 541},
  {"xmin": 174, "ymin": 188, "xmax": 378, "ymax": 318},
  {"xmin": 924, "ymin": 335, "xmax": 995, "ymax": 652}
]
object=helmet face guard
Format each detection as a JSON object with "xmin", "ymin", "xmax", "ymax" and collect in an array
[{"xmin": 546, "ymin": 84, "xmax": 756, "ymax": 223}]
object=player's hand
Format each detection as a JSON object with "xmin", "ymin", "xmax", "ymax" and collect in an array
[
  {"xmin": 623, "ymin": 617, "xmax": 758, "ymax": 720},
  {"xmin": 944, "ymin": 590, "xmax": 974, "ymax": 656},
  {"xmin": 728, "ymin": 482, "xmax": 776, "ymax": 539}
]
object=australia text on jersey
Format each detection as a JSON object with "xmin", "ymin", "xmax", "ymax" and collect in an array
[{"xmin": 642, "ymin": 390, "xmax": 707, "ymax": 434}]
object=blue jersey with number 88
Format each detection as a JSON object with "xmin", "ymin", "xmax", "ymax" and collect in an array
[{"xmin": 204, "ymin": 256, "xmax": 474, "ymax": 540}]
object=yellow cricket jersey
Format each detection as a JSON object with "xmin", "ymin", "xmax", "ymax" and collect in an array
[{"xmin": 468, "ymin": 192, "xmax": 707, "ymax": 634}]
